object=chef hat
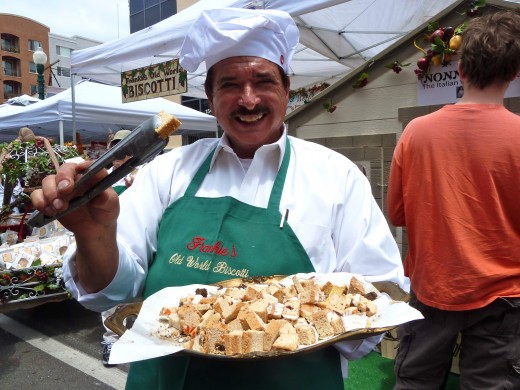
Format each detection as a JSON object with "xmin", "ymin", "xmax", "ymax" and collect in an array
[{"xmin": 179, "ymin": 8, "xmax": 299, "ymax": 74}]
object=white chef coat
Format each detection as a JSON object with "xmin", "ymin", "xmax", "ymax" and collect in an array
[{"xmin": 63, "ymin": 128, "xmax": 406, "ymax": 369}]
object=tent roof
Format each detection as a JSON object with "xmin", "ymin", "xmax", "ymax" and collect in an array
[
  {"xmin": 71, "ymin": 0, "xmax": 473, "ymax": 99},
  {"xmin": 0, "ymin": 80, "xmax": 217, "ymax": 143}
]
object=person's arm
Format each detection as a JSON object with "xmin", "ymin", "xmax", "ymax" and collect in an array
[
  {"xmin": 387, "ymin": 142, "xmax": 406, "ymax": 227},
  {"xmin": 31, "ymin": 161, "xmax": 120, "ymax": 293}
]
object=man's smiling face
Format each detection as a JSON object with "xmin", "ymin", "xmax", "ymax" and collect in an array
[{"xmin": 207, "ymin": 56, "xmax": 290, "ymax": 158}]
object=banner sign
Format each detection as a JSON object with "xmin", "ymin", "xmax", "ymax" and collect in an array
[
  {"xmin": 121, "ymin": 59, "xmax": 187, "ymax": 103},
  {"xmin": 417, "ymin": 61, "xmax": 520, "ymax": 106}
]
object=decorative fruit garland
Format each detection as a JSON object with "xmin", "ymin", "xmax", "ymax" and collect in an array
[
  {"xmin": 323, "ymin": 99, "xmax": 337, "ymax": 113},
  {"xmin": 412, "ymin": 22, "xmax": 466, "ymax": 79},
  {"xmin": 412, "ymin": 0, "xmax": 486, "ymax": 79},
  {"xmin": 381, "ymin": 0, "xmax": 487, "ymax": 80},
  {"xmin": 289, "ymin": 82, "xmax": 331, "ymax": 102}
]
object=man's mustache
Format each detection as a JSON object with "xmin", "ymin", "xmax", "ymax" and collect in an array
[{"xmin": 231, "ymin": 105, "xmax": 269, "ymax": 117}]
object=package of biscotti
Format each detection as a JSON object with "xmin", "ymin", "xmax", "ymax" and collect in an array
[{"xmin": 108, "ymin": 273, "xmax": 423, "ymax": 365}]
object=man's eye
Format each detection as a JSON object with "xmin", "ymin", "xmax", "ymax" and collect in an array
[
  {"xmin": 219, "ymin": 82, "xmax": 236, "ymax": 89},
  {"xmin": 258, "ymin": 78, "xmax": 276, "ymax": 85}
]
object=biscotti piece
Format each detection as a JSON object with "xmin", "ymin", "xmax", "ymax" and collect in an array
[
  {"xmin": 272, "ymin": 333, "xmax": 299, "ymax": 351},
  {"xmin": 299, "ymin": 282, "xmax": 324, "ymax": 304},
  {"xmin": 357, "ymin": 296, "xmax": 378, "ymax": 317},
  {"xmin": 224, "ymin": 287, "xmax": 246, "ymax": 301},
  {"xmin": 243, "ymin": 330, "xmax": 265, "ymax": 353},
  {"xmin": 330, "ymin": 313, "xmax": 346, "ymax": 335},
  {"xmin": 245, "ymin": 310, "xmax": 267, "ymax": 331},
  {"xmin": 178, "ymin": 304, "xmax": 202, "ymax": 329},
  {"xmin": 184, "ymin": 330, "xmax": 205, "ymax": 353},
  {"xmin": 246, "ymin": 298, "xmax": 272, "ymax": 323},
  {"xmin": 265, "ymin": 285, "xmax": 284, "ymax": 303},
  {"xmin": 311, "ymin": 310, "xmax": 334, "ymax": 339},
  {"xmin": 225, "ymin": 318, "xmax": 244, "ymax": 333},
  {"xmin": 323, "ymin": 287, "xmax": 349, "ymax": 313},
  {"xmin": 278, "ymin": 322, "xmax": 296, "ymax": 334},
  {"xmin": 243, "ymin": 285, "xmax": 263, "ymax": 301},
  {"xmin": 204, "ymin": 322, "xmax": 227, "ymax": 355},
  {"xmin": 199, "ymin": 311, "xmax": 221, "ymax": 329},
  {"xmin": 264, "ymin": 319, "xmax": 288, "ymax": 351},
  {"xmin": 296, "ymin": 324, "xmax": 317, "ymax": 345},
  {"xmin": 348, "ymin": 276, "xmax": 366, "ymax": 296},
  {"xmin": 300, "ymin": 303, "xmax": 321, "ymax": 320},
  {"xmin": 224, "ymin": 330, "xmax": 243, "ymax": 356},
  {"xmin": 156, "ymin": 111, "xmax": 182, "ymax": 139},
  {"xmin": 213, "ymin": 296, "xmax": 244, "ymax": 323},
  {"xmin": 282, "ymin": 298, "xmax": 300, "ymax": 321},
  {"xmin": 292, "ymin": 275, "xmax": 305, "ymax": 294}
]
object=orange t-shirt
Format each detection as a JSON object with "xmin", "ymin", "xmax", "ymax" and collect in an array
[{"xmin": 387, "ymin": 104, "xmax": 520, "ymax": 310}]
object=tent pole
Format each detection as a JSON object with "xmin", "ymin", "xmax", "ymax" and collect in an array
[
  {"xmin": 71, "ymin": 74, "xmax": 77, "ymax": 144},
  {"xmin": 59, "ymin": 120, "xmax": 64, "ymax": 146}
]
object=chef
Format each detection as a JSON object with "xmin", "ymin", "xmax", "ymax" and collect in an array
[{"xmin": 31, "ymin": 8, "xmax": 406, "ymax": 389}]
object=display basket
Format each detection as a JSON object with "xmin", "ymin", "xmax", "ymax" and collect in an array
[{"xmin": 0, "ymin": 263, "xmax": 69, "ymax": 313}]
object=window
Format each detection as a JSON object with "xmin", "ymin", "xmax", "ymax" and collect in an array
[
  {"xmin": 57, "ymin": 66, "xmax": 70, "ymax": 77},
  {"xmin": 130, "ymin": 0, "xmax": 144, "ymax": 13},
  {"xmin": 29, "ymin": 61, "xmax": 37, "ymax": 73},
  {"xmin": 30, "ymin": 84, "xmax": 38, "ymax": 96},
  {"xmin": 3, "ymin": 81, "xmax": 22, "ymax": 100},
  {"xmin": 2, "ymin": 57, "xmax": 20, "ymax": 77},
  {"xmin": 130, "ymin": 0, "xmax": 176, "ymax": 33},
  {"xmin": 144, "ymin": 5, "xmax": 161, "ymax": 26},
  {"xmin": 28, "ymin": 39, "xmax": 42, "ymax": 51},
  {"xmin": 1, "ymin": 34, "xmax": 19, "ymax": 53},
  {"xmin": 56, "ymin": 46, "xmax": 72, "ymax": 58}
]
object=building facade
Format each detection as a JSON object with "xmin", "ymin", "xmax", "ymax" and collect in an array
[
  {"xmin": 0, "ymin": 14, "xmax": 49, "ymax": 103},
  {"xmin": 1, "ymin": 13, "xmax": 103, "ymax": 104},
  {"xmin": 48, "ymin": 33, "xmax": 102, "ymax": 93}
]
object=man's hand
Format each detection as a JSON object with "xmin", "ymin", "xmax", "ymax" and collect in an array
[
  {"xmin": 30, "ymin": 161, "xmax": 120, "ymax": 238},
  {"xmin": 30, "ymin": 161, "xmax": 120, "ymax": 293}
]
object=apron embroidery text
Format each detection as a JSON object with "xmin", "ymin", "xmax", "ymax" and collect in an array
[
  {"xmin": 187, "ymin": 236, "xmax": 238, "ymax": 257},
  {"xmin": 168, "ymin": 252, "xmax": 250, "ymax": 278}
]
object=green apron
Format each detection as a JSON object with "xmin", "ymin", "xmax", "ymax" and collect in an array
[
  {"xmin": 126, "ymin": 140, "xmax": 343, "ymax": 390},
  {"xmin": 113, "ymin": 185, "xmax": 127, "ymax": 196}
]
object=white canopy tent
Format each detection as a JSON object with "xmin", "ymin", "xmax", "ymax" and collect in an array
[
  {"xmin": 0, "ymin": 94, "xmax": 40, "ymax": 107},
  {"xmin": 70, "ymin": 0, "xmax": 468, "ymax": 98},
  {"xmin": 0, "ymin": 80, "xmax": 217, "ymax": 144}
]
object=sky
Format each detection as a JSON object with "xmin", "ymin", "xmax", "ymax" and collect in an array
[{"xmin": 1, "ymin": 0, "xmax": 131, "ymax": 43}]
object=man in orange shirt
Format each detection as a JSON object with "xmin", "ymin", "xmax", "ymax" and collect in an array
[{"xmin": 388, "ymin": 9, "xmax": 520, "ymax": 389}]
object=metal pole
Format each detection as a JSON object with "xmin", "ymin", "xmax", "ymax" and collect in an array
[
  {"xmin": 71, "ymin": 75, "xmax": 77, "ymax": 144},
  {"xmin": 36, "ymin": 63, "xmax": 45, "ymax": 100}
]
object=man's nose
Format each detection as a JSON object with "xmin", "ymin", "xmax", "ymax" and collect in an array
[{"xmin": 238, "ymin": 85, "xmax": 260, "ymax": 109}]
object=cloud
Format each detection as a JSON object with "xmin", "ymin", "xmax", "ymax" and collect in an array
[{"xmin": 2, "ymin": 0, "xmax": 130, "ymax": 43}]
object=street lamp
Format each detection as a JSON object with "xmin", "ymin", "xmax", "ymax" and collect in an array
[{"xmin": 33, "ymin": 47, "xmax": 47, "ymax": 100}]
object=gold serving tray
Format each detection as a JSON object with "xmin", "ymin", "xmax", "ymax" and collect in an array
[{"xmin": 105, "ymin": 276, "xmax": 409, "ymax": 360}]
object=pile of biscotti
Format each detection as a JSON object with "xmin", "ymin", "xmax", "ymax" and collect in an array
[{"xmin": 154, "ymin": 275, "xmax": 379, "ymax": 356}]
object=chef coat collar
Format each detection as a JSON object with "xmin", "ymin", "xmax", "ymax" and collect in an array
[{"xmin": 209, "ymin": 125, "xmax": 287, "ymax": 171}]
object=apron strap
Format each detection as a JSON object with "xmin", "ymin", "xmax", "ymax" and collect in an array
[
  {"xmin": 184, "ymin": 147, "xmax": 215, "ymax": 197},
  {"xmin": 184, "ymin": 137, "xmax": 291, "ymax": 212},
  {"xmin": 267, "ymin": 137, "xmax": 290, "ymax": 211}
]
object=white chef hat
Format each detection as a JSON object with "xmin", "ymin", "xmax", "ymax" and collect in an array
[{"xmin": 179, "ymin": 8, "xmax": 299, "ymax": 74}]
